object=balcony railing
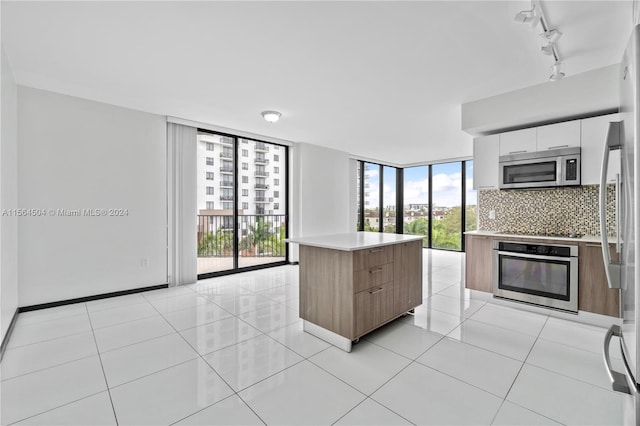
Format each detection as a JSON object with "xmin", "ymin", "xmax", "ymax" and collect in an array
[
  {"xmin": 220, "ymin": 195, "xmax": 234, "ymax": 201},
  {"xmin": 254, "ymin": 157, "xmax": 269, "ymax": 165},
  {"xmin": 254, "ymin": 171, "xmax": 269, "ymax": 177},
  {"xmin": 220, "ymin": 152, "xmax": 233, "ymax": 159},
  {"xmin": 220, "ymin": 166, "xmax": 233, "ymax": 174},
  {"xmin": 254, "ymin": 183, "xmax": 269, "ymax": 189},
  {"xmin": 220, "ymin": 181, "xmax": 234, "ymax": 188},
  {"xmin": 254, "ymin": 143, "xmax": 270, "ymax": 152},
  {"xmin": 254, "ymin": 197, "xmax": 274, "ymax": 203},
  {"xmin": 197, "ymin": 214, "xmax": 286, "ymax": 258}
]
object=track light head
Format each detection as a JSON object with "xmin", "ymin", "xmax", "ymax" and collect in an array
[
  {"xmin": 549, "ymin": 62, "xmax": 565, "ymax": 82},
  {"xmin": 541, "ymin": 29, "xmax": 563, "ymax": 44}
]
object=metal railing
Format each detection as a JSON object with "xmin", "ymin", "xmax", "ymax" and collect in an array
[
  {"xmin": 254, "ymin": 157, "xmax": 269, "ymax": 164},
  {"xmin": 254, "ymin": 143, "xmax": 270, "ymax": 151},
  {"xmin": 197, "ymin": 214, "xmax": 286, "ymax": 258},
  {"xmin": 220, "ymin": 151, "xmax": 233, "ymax": 158},
  {"xmin": 254, "ymin": 183, "xmax": 269, "ymax": 189},
  {"xmin": 255, "ymin": 171, "xmax": 269, "ymax": 177}
]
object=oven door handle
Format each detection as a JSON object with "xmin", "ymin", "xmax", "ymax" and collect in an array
[
  {"xmin": 497, "ymin": 251, "xmax": 575, "ymax": 263},
  {"xmin": 599, "ymin": 121, "xmax": 622, "ymax": 289}
]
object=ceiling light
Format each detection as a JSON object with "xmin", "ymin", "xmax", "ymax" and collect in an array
[
  {"xmin": 541, "ymin": 43, "xmax": 555, "ymax": 56},
  {"xmin": 549, "ymin": 62, "xmax": 565, "ymax": 81},
  {"xmin": 514, "ymin": 5, "xmax": 539, "ymax": 29},
  {"xmin": 541, "ymin": 29, "xmax": 562, "ymax": 44},
  {"xmin": 261, "ymin": 111, "xmax": 281, "ymax": 123}
]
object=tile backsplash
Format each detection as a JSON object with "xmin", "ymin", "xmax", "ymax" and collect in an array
[{"xmin": 478, "ymin": 185, "xmax": 616, "ymax": 236}]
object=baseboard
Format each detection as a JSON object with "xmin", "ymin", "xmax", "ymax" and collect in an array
[
  {"xmin": 19, "ymin": 284, "xmax": 169, "ymax": 313},
  {"xmin": 289, "ymin": 261, "xmax": 299, "ymax": 265},
  {"xmin": 0, "ymin": 308, "xmax": 20, "ymax": 363}
]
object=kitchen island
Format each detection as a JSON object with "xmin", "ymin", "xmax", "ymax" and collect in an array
[{"xmin": 286, "ymin": 232, "xmax": 424, "ymax": 352}]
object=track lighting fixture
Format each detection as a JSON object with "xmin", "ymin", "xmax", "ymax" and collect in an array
[
  {"xmin": 514, "ymin": 5, "xmax": 540, "ymax": 29},
  {"xmin": 541, "ymin": 29, "xmax": 562, "ymax": 44},
  {"xmin": 549, "ymin": 61, "xmax": 565, "ymax": 81}
]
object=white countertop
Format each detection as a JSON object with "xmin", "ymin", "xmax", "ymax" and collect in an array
[
  {"xmin": 465, "ymin": 230, "xmax": 616, "ymax": 244},
  {"xmin": 285, "ymin": 232, "xmax": 425, "ymax": 251}
]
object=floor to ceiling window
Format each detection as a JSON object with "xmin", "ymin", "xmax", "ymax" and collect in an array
[
  {"xmin": 357, "ymin": 159, "xmax": 473, "ymax": 252},
  {"xmin": 196, "ymin": 130, "xmax": 288, "ymax": 278}
]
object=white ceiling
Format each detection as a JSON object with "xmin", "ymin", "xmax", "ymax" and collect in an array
[{"xmin": 1, "ymin": 1, "xmax": 633, "ymax": 165}]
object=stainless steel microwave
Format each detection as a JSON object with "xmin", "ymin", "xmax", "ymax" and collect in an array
[{"xmin": 499, "ymin": 147, "xmax": 581, "ymax": 189}]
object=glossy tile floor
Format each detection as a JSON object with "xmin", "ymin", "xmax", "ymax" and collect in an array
[{"xmin": 0, "ymin": 250, "xmax": 625, "ymax": 425}]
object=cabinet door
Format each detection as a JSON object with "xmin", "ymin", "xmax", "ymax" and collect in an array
[
  {"xmin": 499, "ymin": 128, "xmax": 537, "ymax": 156},
  {"xmin": 537, "ymin": 120, "xmax": 581, "ymax": 151},
  {"xmin": 578, "ymin": 243, "xmax": 620, "ymax": 317},
  {"xmin": 464, "ymin": 235, "xmax": 493, "ymax": 292},
  {"xmin": 393, "ymin": 240, "xmax": 423, "ymax": 315},
  {"xmin": 354, "ymin": 282, "xmax": 394, "ymax": 337},
  {"xmin": 473, "ymin": 135, "xmax": 500, "ymax": 190},
  {"xmin": 581, "ymin": 114, "xmax": 622, "ymax": 185}
]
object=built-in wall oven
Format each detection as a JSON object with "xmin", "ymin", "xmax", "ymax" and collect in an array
[{"xmin": 493, "ymin": 240, "xmax": 578, "ymax": 312}]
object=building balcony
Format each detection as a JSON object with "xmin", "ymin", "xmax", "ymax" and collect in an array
[
  {"xmin": 220, "ymin": 167, "xmax": 233, "ymax": 174},
  {"xmin": 220, "ymin": 152, "xmax": 233, "ymax": 159},
  {"xmin": 254, "ymin": 157, "xmax": 269, "ymax": 165},
  {"xmin": 254, "ymin": 143, "xmax": 269, "ymax": 152},
  {"xmin": 220, "ymin": 181, "xmax": 234, "ymax": 188},
  {"xmin": 254, "ymin": 197, "xmax": 274, "ymax": 203},
  {"xmin": 254, "ymin": 171, "xmax": 269, "ymax": 177},
  {"xmin": 254, "ymin": 183, "xmax": 269, "ymax": 189},
  {"xmin": 220, "ymin": 195, "xmax": 234, "ymax": 201}
]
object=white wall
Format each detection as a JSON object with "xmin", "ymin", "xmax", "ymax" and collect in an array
[
  {"xmin": 461, "ymin": 65, "xmax": 619, "ymax": 136},
  {"xmin": 1, "ymin": 45, "xmax": 19, "ymax": 340},
  {"xmin": 289, "ymin": 143, "xmax": 352, "ymax": 261},
  {"xmin": 17, "ymin": 87, "xmax": 167, "ymax": 306}
]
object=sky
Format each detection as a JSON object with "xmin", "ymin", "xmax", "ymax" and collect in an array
[{"xmin": 364, "ymin": 161, "xmax": 478, "ymax": 209}]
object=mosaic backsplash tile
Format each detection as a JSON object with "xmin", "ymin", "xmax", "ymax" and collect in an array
[{"xmin": 478, "ymin": 184, "xmax": 616, "ymax": 236}]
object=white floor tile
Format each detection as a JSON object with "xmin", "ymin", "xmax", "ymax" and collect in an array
[
  {"xmin": 239, "ymin": 304, "xmax": 300, "ymax": 333},
  {"xmin": 193, "ymin": 281, "xmax": 254, "ymax": 299},
  {"xmin": 101, "ymin": 333, "xmax": 198, "ymax": 388},
  {"xmin": 85, "ymin": 293, "xmax": 147, "ymax": 313},
  {"xmin": 399, "ymin": 304, "xmax": 465, "ymax": 335},
  {"xmin": 507, "ymin": 364, "xmax": 623, "ymax": 425},
  {"xmin": 2, "ymin": 331, "xmax": 97, "ymax": 380},
  {"xmin": 235, "ymin": 274, "xmax": 288, "ymax": 292},
  {"xmin": 447, "ymin": 319, "xmax": 537, "ymax": 361},
  {"xmin": 310, "ymin": 341, "xmax": 412, "ymax": 395},
  {"xmin": 88, "ymin": 301, "xmax": 159, "ymax": 329},
  {"xmin": 161, "ymin": 303, "xmax": 234, "ymax": 331},
  {"xmin": 173, "ymin": 395, "xmax": 264, "ymax": 425},
  {"xmin": 179, "ymin": 317, "xmax": 263, "ymax": 356},
  {"xmin": 15, "ymin": 391, "xmax": 116, "ymax": 426},
  {"xmin": 364, "ymin": 321, "xmax": 442, "ymax": 359},
  {"xmin": 267, "ymin": 321, "xmax": 331, "ymax": 358},
  {"xmin": 470, "ymin": 303, "xmax": 548, "ymax": 337},
  {"xmin": 204, "ymin": 334, "xmax": 303, "ymax": 391},
  {"xmin": 238, "ymin": 361, "xmax": 365, "ymax": 425},
  {"xmin": 436, "ymin": 284, "xmax": 472, "ymax": 300},
  {"xmin": 254, "ymin": 283, "xmax": 299, "ymax": 303},
  {"xmin": 211, "ymin": 294, "xmax": 279, "ymax": 316},
  {"xmin": 93, "ymin": 315, "xmax": 174, "ymax": 353},
  {"xmin": 539, "ymin": 317, "xmax": 618, "ymax": 356},
  {"xmin": 371, "ymin": 362, "xmax": 502, "ymax": 425},
  {"xmin": 1, "ymin": 356, "xmax": 107, "ymax": 425},
  {"xmin": 422, "ymin": 280, "xmax": 456, "ymax": 297},
  {"xmin": 8, "ymin": 313, "xmax": 91, "ymax": 348},
  {"xmin": 422, "ymin": 293, "xmax": 485, "ymax": 318},
  {"xmin": 334, "ymin": 398, "xmax": 412, "ymax": 425},
  {"xmin": 110, "ymin": 358, "xmax": 233, "ymax": 426},
  {"xmin": 147, "ymin": 292, "xmax": 211, "ymax": 315},
  {"xmin": 416, "ymin": 337, "xmax": 523, "ymax": 397},
  {"xmin": 142, "ymin": 285, "xmax": 195, "ymax": 300},
  {"xmin": 17, "ymin": 303, "xmax": 88, "ymax": 326},
  {"xmin": 527, "ymin": 338, "xmax": 625, "ymax": 391},
  {"xmin": 491, "ymin": 401, "xmax": 561, "ymax": 426}
]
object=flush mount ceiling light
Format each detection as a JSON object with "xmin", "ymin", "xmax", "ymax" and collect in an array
[
  {"xmin": 261, "ymin": 111, "xmax": 281, "ymax": 123},
  {"xmin": 549, "ymin": 61, "xmax": 565, "ymax": 81}
]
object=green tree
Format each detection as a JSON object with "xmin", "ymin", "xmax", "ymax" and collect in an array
[{"xmin": 198, "ymin": 228, "xmax": 233, "ymax": 256}]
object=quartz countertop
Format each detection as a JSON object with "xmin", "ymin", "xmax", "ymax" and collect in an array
[
  {"xmin": 465, "ymin": 230, "xmax": 617, "ymax": 244},
  {"xmin": 285, "ymin": 232, "xmax": 425, "ymax": 251}
]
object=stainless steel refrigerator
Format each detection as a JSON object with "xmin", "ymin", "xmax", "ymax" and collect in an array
[{"xmin": 601, "ymin": 23, "xmax": 640, "ymax": 426}]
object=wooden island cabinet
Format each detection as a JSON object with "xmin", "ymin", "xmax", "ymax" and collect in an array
[
  {"xmin": 465, "ymin": 232, "xmax": 620, "ymax": 318},
  {"xmin": 286, "ymin": 232, "xmax": 423, "ymax": 352}
]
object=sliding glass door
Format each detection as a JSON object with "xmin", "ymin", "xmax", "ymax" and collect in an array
[{"xmin": 196, "ymin": 131, "xmax": 288, "ymax": 278}]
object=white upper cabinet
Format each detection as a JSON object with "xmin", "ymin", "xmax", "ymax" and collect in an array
[
  {"xmin": 581, "ymin": 113, "xmax": 621, "ymax": 185},
  {"xmin": 498, "ymin": 128, "xmax": 536, "ymax": 156},
  {"xmin": 536, "ymin": 120, "xmax": 581, "ymax": 151},
  {"xmin": 473, "ymin": 134, "xmax": 500, "ymax": 190}
]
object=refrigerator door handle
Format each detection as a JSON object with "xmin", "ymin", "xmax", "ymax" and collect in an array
[
  {"xmin": 603, "ymin": 324, "xmax": 631, "ymax": 394},
  {"xmin": 599, "ymin": 121, "xmax": 622, "ymax": 289}
]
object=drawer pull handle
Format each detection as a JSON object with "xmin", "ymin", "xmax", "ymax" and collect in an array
[
  {"xmin": 509, "ymin": 150, "xmax": 527, "ymax": 154},
  {"xmin": 547, "ymin": 145, "xmax": 569, "ymax": 150},
  {"xmin": 369, "ymin": 248, "xmax": 383, "ymax": 253},
  {"xmin": 369, "ymin": 268, "xmax": 383, "ymax": 274},
  {"xmin": 369, "ymin": 287, "xmax": 384, "ymax": 295}
]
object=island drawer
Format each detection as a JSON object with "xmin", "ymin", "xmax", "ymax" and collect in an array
[
  {"xmin": 353, "ymin": 262, "xmax": 394, "ymax": 293},
  {"xmin": 353, "ymin": 245, "xmax": 394, "ymax": 270}
]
